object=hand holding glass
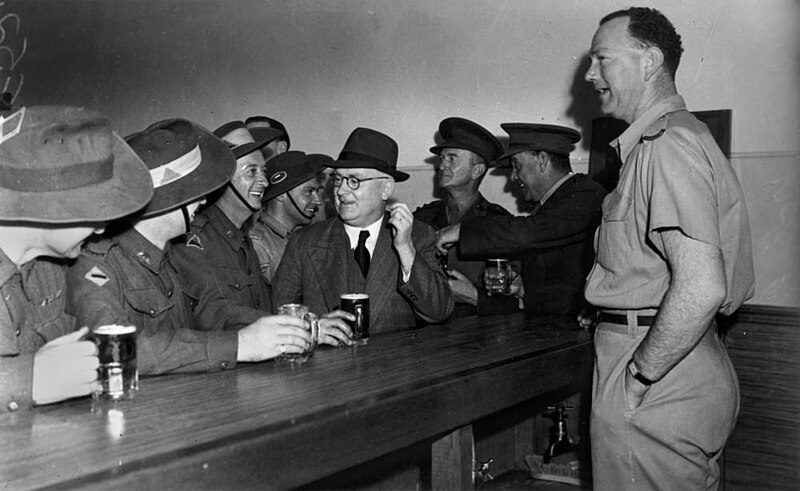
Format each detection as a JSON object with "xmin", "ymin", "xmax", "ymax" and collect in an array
[{"xmin": 276, "ymin": 304, "xmax": 319, "ymax": 366}]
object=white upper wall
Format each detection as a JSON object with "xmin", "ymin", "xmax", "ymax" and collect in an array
[
  {"xmin": 14, "ymin": 0, "xmax": 799, "ymax": 157},
  {"xmin": 6, "ymin": 0, "xmax": 799, "ymax": 306}
]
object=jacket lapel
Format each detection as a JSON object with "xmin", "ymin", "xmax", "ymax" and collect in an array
[{"xmin": 308, "ymin": 220, "xmax": 350, "ymax": 310}]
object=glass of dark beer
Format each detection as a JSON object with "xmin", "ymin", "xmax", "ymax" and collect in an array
[
  {"xmin": 340, "ymin": 293, "xmax": 369, "ymax": 345},
  {"xmin": 92, "ymin": 325, "xmax": 138, "ymax": 400}
]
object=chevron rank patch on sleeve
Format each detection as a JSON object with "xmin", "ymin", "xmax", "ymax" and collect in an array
[{"xmin": 85, "ymin": 266, "xmax": 110, "ymax": 287}]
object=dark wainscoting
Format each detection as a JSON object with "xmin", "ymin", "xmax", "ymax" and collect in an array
[{"xmin": 723, "ymin": 304, "xmax": 800, "ymax": 490}]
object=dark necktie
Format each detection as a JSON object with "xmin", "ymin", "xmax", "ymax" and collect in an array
[{"xmin": 354, "ymin": 230, "xmax": 370, "ymax": 277}]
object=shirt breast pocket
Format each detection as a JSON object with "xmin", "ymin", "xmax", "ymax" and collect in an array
[
  {"xmin": 602, "ymin": 190, "xmax": 632, "ymax": 222},
  {"xmin": 124, "ymin": 288, "xmax": 175, "ymax": 330}
]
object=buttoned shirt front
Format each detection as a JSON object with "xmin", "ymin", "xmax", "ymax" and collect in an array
[
  {"xmin": 584, "ymin": 95, "xmax": 754, "ymax": 314},
  {"xmin": 172, "ymin": 204, "xmax": 272, "ymax": 313},
  {"xmin": 1, "ymin": 248, "xmax": 75, "ymax": 411}
]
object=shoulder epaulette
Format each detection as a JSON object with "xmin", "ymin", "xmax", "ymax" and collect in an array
[
  {"xmin": 82, "ymin": 235, "xmax": 116, "ymax": 257},
  {"xmin": 414, "ymin": 200, "xmax": 444, "ymax": 214}
]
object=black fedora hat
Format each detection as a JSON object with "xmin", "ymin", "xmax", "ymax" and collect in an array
[
  {"xmin": 0, "ymin": 105, "xmax": 153, "ymax": 223},
  {"xmin": 126, "ymin": 119, "xmax": 235, "ymax": 218},
  {"xmin": 213, "ymin": 121, "xmax": 272, "ymax": 159},
  {"xmin": 429, "ymin": 117, "xmax": 503, "ymax": 164},
  {"xmin": 245, "ymin": 116, "xmax": 289, "ymax": 149},
  {"xmin": 495, "ymin": 123, "xmax": 581, "ymax": 166},
  {"xmin": 263, "ymin": 151, "xmax": 321, "ymax": 201},
  {"xmin": 329, "ymin": 127, "xmax": 409, "ymax": 182}
]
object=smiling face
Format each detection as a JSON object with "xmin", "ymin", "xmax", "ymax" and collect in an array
[
  {"xmin": 226, "ymin": 151, "xmax": 267, "ymax": 211},
  {"xmin": 585, "ymin": 16, "xmax": 647, "ymax": 124},
  {"xmin": 333, "ymin": 168, "xmax": 393, "ymax": 228},
  {"xmin": 510, "ymin": 152, "xmax": 547, "ymax": 203},
  {"xmin": 436, "ymin": 148, "xmax": 483, "ymax": 190},
  {"xmin": 286, "ymin": 177, "xmax": 322, "ymax": 226}
]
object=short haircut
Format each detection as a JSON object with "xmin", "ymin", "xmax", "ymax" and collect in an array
[
  {"xmin": 543, "ymin": 151, "xmax": 572, "ymax": 175},
  {"xmin": 601, "ymin": 7, "xmax": 684, "ymax": 79}
]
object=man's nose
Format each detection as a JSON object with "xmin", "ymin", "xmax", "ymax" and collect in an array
[{"xmin": 585, "ymin": 60, "xmax": 598, "ymax": 82}]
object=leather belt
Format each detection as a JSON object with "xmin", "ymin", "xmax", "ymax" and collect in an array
[{"xmin": 598, "ymin": 312, "xmax": 656, "ymax": 327}]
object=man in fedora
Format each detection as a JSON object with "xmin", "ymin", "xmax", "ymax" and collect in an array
[
  {"xmin": 66, "ymin": 119, "xmax": 329, "ymax": 375},
  {"xmin": 273, "ymin": 127, "xmax": 453, "ymax": 333},
  {"xmin": 249, "ymin": 150, "xmax": 329, "ymax": 283},
  {"xmin": 436, "ymin": 123, "xmax": 607, "ymax": 320},
  {"xmin": 414, "ymin": 117, "xmax": 519, "ymax": 318},
  {"xmin": 0, "ymin": 105, "xmax": 153, "ymax": 410}
]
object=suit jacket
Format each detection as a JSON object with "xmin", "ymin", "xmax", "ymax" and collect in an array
[
  {"xmin": 272, "ymin": 216, "xmax": 453, "ymax": 333},
  {"xmin": 459, "ymin": 174, "xmax": 607, "ymax": 317}
]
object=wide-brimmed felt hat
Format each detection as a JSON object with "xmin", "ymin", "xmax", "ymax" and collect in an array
[
  {"xmin": 263, "ymin": 150, "xmax": 321, "ymax": 201},
  {"xmin": 495, "ymin": 123, "xmax": 581, "ymax": 166},
  {"xmin": 245, "ymin": 116, "xmax": 289, "ymax": 149},
  {"xmin": 125, "ymin": 119, "xmax": 236, "ymax": 218},
  {"xmin": 429, "ymin": 117, "xmax": 503, "ymax": 164},
  {"xmin": 213, "ymin": 121, "xmax": 271, "ymax": 159},
  {"xmin": 329, "ymin": 127, "xmax": 409, "ymax": 182},
  {"xmin": 307, "ymin": 153, "xmax": 333, "ymax": 169},
  {"xmin": 0, "ymin": 105, "xmax": 153, "ymax": 224}
]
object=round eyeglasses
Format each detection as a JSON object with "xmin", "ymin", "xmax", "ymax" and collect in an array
[{"xmin": 330, "ymin": 174, "xmax": 389, "ymax": 190}]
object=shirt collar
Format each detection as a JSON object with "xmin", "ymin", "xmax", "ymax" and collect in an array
[
  {"xmin": 259, "ymin": 212, "xmax": 292, "ymax": 239},
  {"xmin": 540, "ymin": 172, "xmax": 574, "ymax": 206},
  {"xmin": 0, "ymin": 246, "xmax": 18, "ymax": 287},
  {"xmin": 118, "ymin": 227, "xmax": 166, "ymax": 274},
  {"xmin": 206, "ymin": 204, "xmax": 246, "ymax": 251},
  {"xmin": 613, "ymin": 95, "xmax": 687, "ymax": 163},
  {"xmin": 343, "ymin": 217, "xmax": 383, "ymax": 255}
]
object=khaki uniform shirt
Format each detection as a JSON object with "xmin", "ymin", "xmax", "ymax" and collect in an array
[
  {"xmin": 585, "ymin": 95, "xmax": 754, "ymax": 315},
  {"xmin": 0, "ymin": 250, "xmax": 75, "ymax": 411},
  {"xmin": 249, "ymin": 212, "xmax": 291, "ymax": 284}
]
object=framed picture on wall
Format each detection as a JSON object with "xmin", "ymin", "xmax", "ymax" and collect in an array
[{"xmin": 589, "ymin": 109, "xmax": 732, "ymax": 192}]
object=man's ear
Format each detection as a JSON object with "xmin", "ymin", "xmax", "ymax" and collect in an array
[
  {"xmin": 643, "ymin": 46, "xmax": 664, "ymax": 81},
  {"xmin": 277, "ymin": 141, "xmax": 289, "ymax": 153},
  {"xmin": 470, "ymin": 162, "xmax": 487, "ymax": 181},
  {"xmin": 381, "ymin": 178, "xmax": 395, "ymax": 200}
]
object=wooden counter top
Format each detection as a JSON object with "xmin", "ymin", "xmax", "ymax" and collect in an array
[{"xmin": 0, "ymin": 314, "xmax": 592, "ymax": 489}]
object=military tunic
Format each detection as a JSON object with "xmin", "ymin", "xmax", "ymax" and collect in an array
[
  {"xmin": 459, "ymin": 174, "xmax": 606, "ymax": 318},
  {"xmin": 248, "ymin": 211, "xmax": 291, "ymax": 284},
  {"xmin": 66, "ymin": 228, "xmax": 258, "ymax": 375},
  {"xmin": 414, "ymin": 194, "xmax": 519, "ymax": 317},
  {"xmin": 171, "ymin": 204, "xmax": 272, "ymax": 313},
  {"xmin": 1, "ymin": 250, "xmax": 75, "ymax": 411}
]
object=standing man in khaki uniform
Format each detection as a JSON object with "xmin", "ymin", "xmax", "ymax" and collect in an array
[{"xmin": 584, "ymin": 7, "xmax": 754, "ymax": 489}]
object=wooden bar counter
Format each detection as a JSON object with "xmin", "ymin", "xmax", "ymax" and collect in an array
[{"xmin": 0, "ymin": 313, "xmax": 592, "ymax": 489}]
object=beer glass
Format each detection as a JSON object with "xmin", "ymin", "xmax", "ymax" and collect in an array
[
  {"xmin": 340, "ymin": 293, "xmax": 370, "ymax": 345},
  {"xmin": 485, "ymin": 258, "xmax": 511, "ymax": 296},
  {"xmin": 276, "ymin": 304, "xmax": 319, "ymax": 366},
  {"xmin": 92, "ymin": 325, "xmax": 138, "ymax": 400}
]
